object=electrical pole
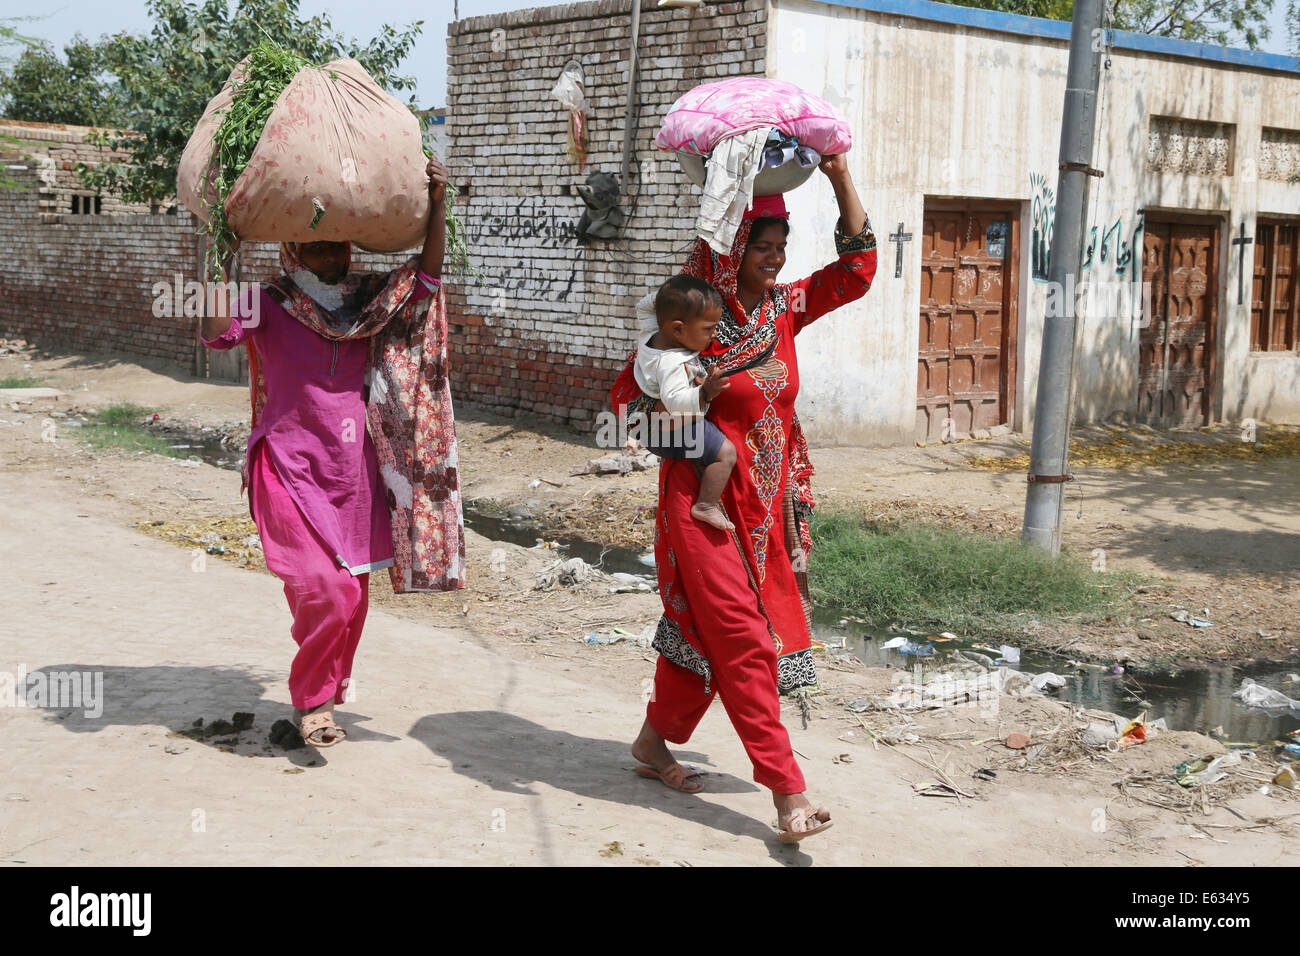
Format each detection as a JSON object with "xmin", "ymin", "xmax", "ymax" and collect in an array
[{"xmin": 1022, "ymin": 0, "xmax": 1105, "ymax": 555}]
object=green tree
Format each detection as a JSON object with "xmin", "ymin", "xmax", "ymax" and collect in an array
[
  {"xmin": 947, "ymin": 0, "xmax": 1276, "ymax": 49},
  {"xmin": 0, "ymin": 37, "xmax": 123, "ymax": 127},
  {"xmin": 79, "ymin": 0, "xmax": 422, "ymax": 206},
  {"xmin": 1110, "ymin": 0, "xmax": 1274, "ymax": 48},
  {"xmin": 0, "ymin": 16, "xmax": 40, "ymax": 190}
]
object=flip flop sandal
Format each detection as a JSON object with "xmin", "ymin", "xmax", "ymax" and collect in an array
[
  {"xmin": 635, "ymin": 761, "xmax": 704, "ymax": 794},
  {"xmin": 778, "ymin": 806, "xmax": 833, "ymax": 844},
  {"xmin": 299, "ymin": 711, "xmax": 346, "ymax": 749}
]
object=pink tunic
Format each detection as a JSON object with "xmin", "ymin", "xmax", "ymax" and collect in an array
[{"xmin": 202, "ymin": 275, "xmax": 435, "ymax": 576}]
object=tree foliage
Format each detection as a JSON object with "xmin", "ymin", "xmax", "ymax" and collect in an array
[
  {"xmin": 1110, "ymin": 0, "xmax": 1274, "ymax": 49},
  {"xmin": 78, "ymin": 0, "xmax": 423, "ymax": 205},
  {"xmin": 0, "ymin": 37, "xmax": 123, "ymax": 127},
  {"xmin": 947, "ymin": 0, "xmax": 1276, "ymax": 49}
]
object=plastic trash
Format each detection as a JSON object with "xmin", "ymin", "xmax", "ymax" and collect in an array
[
  {"xmin": 951, "ymin": 649, "xmax": 997, "ymax": 670},
  {"xmin": 1082, "ymin": 722, "xmax": 1120, "ymax": 748},
  {"xmin": 898, "ymin": 640, "xmax": 935, "ymax": 657},
  {"xmin": 1233, "ymin": 678, "xmax": 1300, "ymax": 714},
  {"xmin": 1175, "ymin": 751, "xmax": 1242, "ymax": 788},
  {"xmin": 1171, "ymin": 609, "xmax": 1213, "ymax": 627},
  {"xmin": 880, "ymin": 636, "xmax": 908, "ymax": 650},
  {"xmin": 1030, "ymin": 672, "xmax": 1067, "ymax": 691},
  {"xmin": 998, "ymin": 645, "xmax": 1021, "ymax": 665},
  {"xmin": 1119, "ymin": 715, "xmax": 1148, "ymax": 747},
  {"xmin": 1273, "ymin": 764, "xmax": 1298, "ymax": 790}
]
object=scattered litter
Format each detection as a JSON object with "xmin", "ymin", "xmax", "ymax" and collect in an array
[
  {"xmin": 527, "ymin": 479, "xmax": 541, "ymax": 489},
  {"xmin": 972, "ymin": 768, "xmax": 997, "ymax": 781},
  {"xmin": 1170, "ymin": 609, "xmax": 1213, "ymax": 628},
  {"xmin": 844, "ymin": 698, "xmax": 872, "ymax": 713},
  {"xmin": 1233, "ymin": 678, "xmax": 1300, "ymax": 715},
  {"xmin": 1030, "ymin": 672, "xmax": 1067, "ymax": 691},
  {"xmin": 1119, "ymin": 714, "xmax": 1148, "ymax": 747},
  {"xmin": 880, "ymin": 636, "xmax": 908, "ymax": 650},
  {"xmin": 1005, "ymin": 732, "xmax": 1030, "ymax": 750},
  {"xmin": 608, "ymin": 571, "xmax": 654, "ymax": 594},
  {"xmin": 1273, "ymin": 765, "xmax": 1298, "ymax": 790},
  {"xmin": 570, "ymin": 439, "xmax": 655, "ymax": 475},
  {"xmin": 913, "ymin": 781, "xmax": 975, "ymax": 799},
  {"xmin": 1175, "ymin": 751, "xmax": 1242, "ymax": 788},
  {"xmin": 831, "ymin": 753, "xmax": 853, "ymax": 764},
  {"xmin": 535, "ymin": 557, "xmax": 602, "ymax": 591},
  {"xmin": 951, "ymin": 649, "xmax": 997, "ymax": 670},
  {"xmin": 580, "ymin": 632, "xmax": 626, "ymax": 645},
  {"xmin": 876, "ymin": 666, "xmax": 1037, "ymax": 710},
  {"xmin": 997, "ymin": 644, "xmax": 1020, "ymax": 664}
]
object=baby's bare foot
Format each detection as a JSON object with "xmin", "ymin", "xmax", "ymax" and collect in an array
[{"xmin": 691, "ymin": 501, "xmax": 734, "ymax": 531}]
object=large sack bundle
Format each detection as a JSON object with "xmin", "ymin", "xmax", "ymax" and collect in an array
[
  {"xmin": 178, "ymin": 58, "xmax": 429, "ymax": 253},
  {"xmin": 656, "ymin": 77, "xmax": 852, "ymax": 158}
]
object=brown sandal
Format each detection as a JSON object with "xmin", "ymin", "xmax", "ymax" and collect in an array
[
  {"xmin": 299, "ymin": 711, "xmax": 346, "ymax": 748},
  {"xmin": 778, "ymin": 806, "xmax": 832, "ymax": 844},
  {"xmin": 635, "ymin": 761, "xmax": 704, "ymax": 793}
]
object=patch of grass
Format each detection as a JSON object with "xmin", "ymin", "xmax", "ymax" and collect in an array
[
  {"xmin": 0, "ymin": 374, "xmax": 47, "ymax": 388},
  {"xmin": 807, "ymin": 510, "xmax": 1140, "ymax": 638},
  {"xmin": 78, "ymin": 403, "xmax": 194, "ymax": 462},
  {"xmin": 93, "ymin": 403, "xmax": 154, "ymax": 425}
]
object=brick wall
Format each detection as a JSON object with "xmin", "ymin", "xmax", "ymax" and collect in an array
[
  {"xmin": 0, "ymin": 121, "xmax": 417, "ymax": 378},
  {"xmin": 445, "ymin": 0, "xmax": 767, "ymax": 429}
]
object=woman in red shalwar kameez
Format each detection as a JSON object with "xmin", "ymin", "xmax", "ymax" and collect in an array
[{"xmin": 610, "ymin": 154, "xmax": 877, "ymax": 842}]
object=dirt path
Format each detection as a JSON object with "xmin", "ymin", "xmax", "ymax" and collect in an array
[
  {"xmin": 5, "ymin": 466, "xmax": 1299, "ymax": 866},
  {"xmin": 3, "ymin": 343, "xmax": 1300, "ymax": 865}
]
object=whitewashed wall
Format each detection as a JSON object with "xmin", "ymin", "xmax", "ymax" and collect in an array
[{"xmin": 768, "ymin": 0, "xmax": 1300, "ymax": 444}]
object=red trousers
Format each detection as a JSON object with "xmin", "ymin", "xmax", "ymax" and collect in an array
[
  {"xmin": 248, "ymin": 441, "xmax": 370, "ymax": 711},
  {"xmin": 646, "ymin": 463, "xmax": 806, "ymax": 795}
]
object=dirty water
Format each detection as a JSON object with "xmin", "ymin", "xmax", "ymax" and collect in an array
[{"xmin": 808, "ymin": 609, "xmax": 1300, "ymax": 745}]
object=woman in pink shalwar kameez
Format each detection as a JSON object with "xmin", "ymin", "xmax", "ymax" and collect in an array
[{"xmin": 201, "ymin": 160, "xmax": 459, "ymax": 747}]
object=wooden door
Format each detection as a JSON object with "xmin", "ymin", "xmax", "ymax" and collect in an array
[
  {"xmin": 1138, "ymin": 218, "xmax": 1219, "ymax": 427},
  {"xmin": 917, "ymin": 200, "xmax": 1019, "ymax": 442}
]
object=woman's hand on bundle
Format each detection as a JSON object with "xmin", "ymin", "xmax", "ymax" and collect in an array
[
  {"xmin": 426, "ymin": 158, "xmax": 448, "ymax": 203},
  {"xmin": 818, "ymin": 153, "xmax": 850, "ymax": 180}
]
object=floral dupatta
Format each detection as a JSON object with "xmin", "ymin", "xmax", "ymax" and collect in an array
[{"xmin": 244, "ymin": 243, "xmax": 465, "ymax": 594}]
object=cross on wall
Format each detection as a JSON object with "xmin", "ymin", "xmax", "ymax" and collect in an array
[
  {"xmin": 889, "ymin": 222, "xmax": 913, "ymax": 279},
  {"xmin": 1232, "ymin": 221, "xmax": 1253, "ymax": 306}
]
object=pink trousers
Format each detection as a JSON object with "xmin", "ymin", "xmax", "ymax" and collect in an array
[{"xmin": 248, "ymin": 441, "xmax": 370, "ymax": 711}]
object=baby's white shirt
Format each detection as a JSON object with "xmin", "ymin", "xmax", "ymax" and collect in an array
[{"xmin": 633, "ymin": 333, "xmax": 707, "ymax": 417}]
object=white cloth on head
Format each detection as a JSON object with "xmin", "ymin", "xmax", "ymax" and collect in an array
[
  {"xmin": 697, "ymin": 127, "xmax": 768, "ymax": 255},
  {"xmin": 633, "ymin": 332, "xmax": 707, "ymax": 417}
]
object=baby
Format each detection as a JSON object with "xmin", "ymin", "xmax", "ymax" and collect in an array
[{"xmin": 634, "ymin": 275, "xmax": 738, "ymax": 531}]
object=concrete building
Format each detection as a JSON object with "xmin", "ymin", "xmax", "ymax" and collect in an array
[{"xmin": 445, "ymin": 0, "xmax": 1300, "ymax": 443}]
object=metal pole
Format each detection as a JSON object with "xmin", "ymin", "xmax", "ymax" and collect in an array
[
  {"xmin": 1022, "ymin": 0, "xmax": 1105, "ymax": 555},
  {"xmin": 620, "ymin": 0, "xmax": 642, "ymax": 188}
]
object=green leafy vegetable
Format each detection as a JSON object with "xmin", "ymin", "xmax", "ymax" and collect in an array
[{"xmin": 206, "ymin": 40, "xmax": 309, "ymax": 278}]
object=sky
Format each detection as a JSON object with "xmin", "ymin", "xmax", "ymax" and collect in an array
[{"xmin": 2, "ymin": 0, "xmax": 1296, "ymax": 108}]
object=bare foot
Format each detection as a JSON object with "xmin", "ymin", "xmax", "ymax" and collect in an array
[
  {"xmin": 691, "ymin": 500, "xmax": 734, "ymax": 531},
  {"xmin": 774, "ymin": 792, "xmax": 832, "ymax": 842},
  {"xmin": 631, "ymin": 719, "xmax": 703, "ymax": 793}
]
